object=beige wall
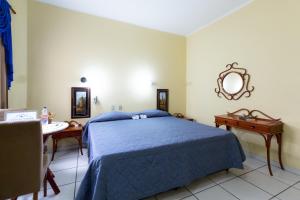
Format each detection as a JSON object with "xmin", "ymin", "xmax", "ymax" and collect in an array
[
  {"xmin": 27, "ymin": 1, "xmax": 186, "ymax": 122},
  {"xmin": 11, "ymin": 0, "xmax": 300, "ymax": 170},
  {"xmin": 187, "ymin": 0, "xmax": 300, "ymax": 169},
  {"xmin": 8, "ymin": 0, "xmax": 28, "ymax": 108}
]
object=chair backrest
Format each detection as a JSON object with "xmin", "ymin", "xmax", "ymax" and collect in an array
[{"xmin": 0, "ymin": 120, "xmax": 43, "ymax": 199}]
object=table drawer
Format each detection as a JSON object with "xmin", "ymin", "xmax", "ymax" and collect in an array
[{"xmin": 238, "ymin": 121, "xmax": 270, "ymax": 132}]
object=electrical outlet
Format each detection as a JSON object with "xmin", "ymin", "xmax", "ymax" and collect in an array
[
  {"xmin": 111, "ymin": 105, "xmax": 115, "ymax": 111},
  {"xmin": 93, "ymin": 96, "xmax": 99, "ymax": 104},
  {"xmin": 119, "ymin": 105, "xmax": 123, "ymax": 111}
]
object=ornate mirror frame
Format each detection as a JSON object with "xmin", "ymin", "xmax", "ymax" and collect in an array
[{"xmin": 215, "ymin": 62, "xmax": 254, "ymax": 100}]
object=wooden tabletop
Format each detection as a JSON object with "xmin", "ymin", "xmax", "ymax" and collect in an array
[{"xmin": 215, "ymin": 114, "xmax": 283, "ymax": 126}]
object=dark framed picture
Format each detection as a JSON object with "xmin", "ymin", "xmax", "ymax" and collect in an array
[
  {"xmin": 71, "ymin": 87, "xmax": 91, "ymax": 119},
  {"xmin": 157, "ymin": 89, "xmax": 169, "ymax": 112}
]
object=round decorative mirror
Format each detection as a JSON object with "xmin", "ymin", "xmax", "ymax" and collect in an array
[
  {"xmin": 215, "ymin": 62, "xmax": 254, "ymax": 100},
  {"xmin": 222, "ymin": 72, "xmax": 243, "ymax": 94}
]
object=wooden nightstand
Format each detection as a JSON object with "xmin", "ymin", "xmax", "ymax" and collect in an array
[
  {"xmin": 173, "ymin": 113, "xmax": 194, "ymax": 122},
  {"xmin": 51, "ymin": 121, "xmax": 83, "ymax": 161}
]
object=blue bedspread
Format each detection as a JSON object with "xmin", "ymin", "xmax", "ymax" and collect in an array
[{"xmin": 76, "ymin": 116, "xmax": 245, "ymax": 200}]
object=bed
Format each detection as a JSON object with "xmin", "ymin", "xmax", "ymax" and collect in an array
[{"xmin": 76, "ymin": 110, "xmax": 245, "ymax": 200}]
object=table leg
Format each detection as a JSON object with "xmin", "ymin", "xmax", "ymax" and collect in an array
[
  {"xmin": 78, "ymin": 137, "xmax": 83, "ymax": 155},
  {"xmin": 33, "ymin": 192, "xmax": 38, "ymax": 200},
  {"xmin": 276, "ymin": 133, "xmax": 284, "ymax": 170},
  {"xmin": 49, "ymin": 169, "xmax": 55, "ymax": 178},
  {"xmin": 43, "ymin": 175, "xmax": 47, "ymax": 197},
  {"xmin": 51, "ymin": 138, "xmax": 56, "ymax": 161},
  {"xmin": 226, "ymin": 125, "xmax": 231, "ymax": 131},
  {"xmin": 264, "ymin": 134, "xmax": 274, "ymax": 176},
  {"xmin": 46, "ymin": 168, "xmax": 60, "ymax": 194},
  {"xmin": 215, "ymin": 123, "xmax": 219, "ymax": 128}
]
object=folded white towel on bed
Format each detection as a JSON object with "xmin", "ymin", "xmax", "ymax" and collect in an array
[
  {"xmin": 132, "ymin": 115, "xmax": 140, "ymax": 120},
  {"xmin": 140, "ymin": 114, "xmax": 147, "ymax": 119}
]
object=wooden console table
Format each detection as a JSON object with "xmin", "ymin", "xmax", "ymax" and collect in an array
[{"xmin": 215, "ymin": 109, "xmax": 284, "ymax": 176}]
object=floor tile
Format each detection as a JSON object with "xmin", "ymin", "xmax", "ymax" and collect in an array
[
  {"xmin": 194, "ymin": 185, "xmax": 238, "ymax": 200},
  {"xmin": 77, "ymin": 155, "xmax": 89, "ymax": 167},
  {"xmin": 54, "ymin": 149, "xmax": 78, "ymax": 161},
  {"xmin": 42, "ymin": 183, "xmax": 75, "ymax": 200},
  {"xmin": 230, "ymin": 157, "xmax": 265, "ymax": 176},
  {"xmin": 221, "ymin": 177, "xmax": 272, "ymax": 200},
  {"xmin": 76, "ymin": 165, "xmax": 89, "ymax": 182},
  {"xmin": 186, "ymin": 177, "xmax": 216, "ymax": 194},
  {"xmin": 241, "ymin": 170, "xmax": 289, "ymax": 195},
  {"xmin": 258, "ymin": 166, "xmax": 300, "ymax": 185},
  {"xmin": 18, "ymin": 193, "xmax": 42, "ymax": 200},
  {"xmin": 50, "ymin": 157, "xmax": 77, "ymax": 172},
  {"xmin": 57, "ymin": 143, "xmax": 79, "ymax": 151},
  {"xmin": 208, "ymin": 170, "xmax": 236, "ymax": 184},
  {"xmin": 182, "ymin": 196, "xmax": 198, "ymax": 200},
  {"xmin": 156, "ymin": 187, "xmax": 192, "ymax": 200},
  {"xmin": 243, "ymin": 157, "xmax": 266, "ymax": 169},
  {"xmin": 75, "ymin": 181, "xmax": 81, "ymax": 197},
  {"xmin": 50, "ymin": 156, "xmax": 78, "ymax": 172},
  {"xmin": 277, "ymin": 187, "xmax": 300, "ymax": 200},
  {"xmin": 20, "ymin": 183, "xmax": 75, "ymax": 200},
  {"xmin": 48, "ymin": 167, "xmax": 77, "ymax": 189},
  {"xmin": 230, "ymin": 165, "xmax": 253, "ymax": 176},
  {"xmin": 292, "ymin": 182, "xmax": 300, "ymax": 190}
]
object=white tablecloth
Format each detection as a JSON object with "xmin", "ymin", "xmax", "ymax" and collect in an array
[{"xmin": 42, "ymin": 122, "xmax": 69, "ymax": 135}]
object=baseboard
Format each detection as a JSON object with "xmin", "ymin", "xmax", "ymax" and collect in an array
[{"xmin": 245, "ymin": 151, "xmax": 300, "ymax": 176}]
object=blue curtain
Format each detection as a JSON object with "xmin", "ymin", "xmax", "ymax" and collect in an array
[{"xmin": 0, "ymin": 0, "xmax": 13, "ymax": 89}]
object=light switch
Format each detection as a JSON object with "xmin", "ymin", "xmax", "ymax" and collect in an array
[{"xmin": 119, "ymin": 105, "xmax": 123, "ymax": 111}]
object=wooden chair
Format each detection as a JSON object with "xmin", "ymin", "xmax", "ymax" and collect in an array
[{"xmin": 0, "ymin": 120, "xmax": 49, "ymax": 200}]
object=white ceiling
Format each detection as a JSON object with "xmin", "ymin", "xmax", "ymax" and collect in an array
[{"xmin": 38, "ymin": 0, "xmax": 251, "ymax": 36}]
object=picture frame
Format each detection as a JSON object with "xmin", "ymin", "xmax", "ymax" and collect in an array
[
  {"xmin": 71, "ymin": 87, "xmax": 91, "ymax": 119},
  {"xmin": 157, "ymin": 89, "xmax": 169, "ymax": 112}
]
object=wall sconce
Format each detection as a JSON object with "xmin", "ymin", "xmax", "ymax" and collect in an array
[{"xmin": 80, "ymin": 77, "xmax": 87, "ymax": 83}]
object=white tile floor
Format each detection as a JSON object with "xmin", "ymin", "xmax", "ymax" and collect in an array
[{"xmin": 18, "ymin": 147, "xmax": 300, "ymax": 200}]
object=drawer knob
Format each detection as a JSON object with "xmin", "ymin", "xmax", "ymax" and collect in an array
[{"xmin": 251, "ymin": 125, "xmax": 255, "ymax": 129}]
